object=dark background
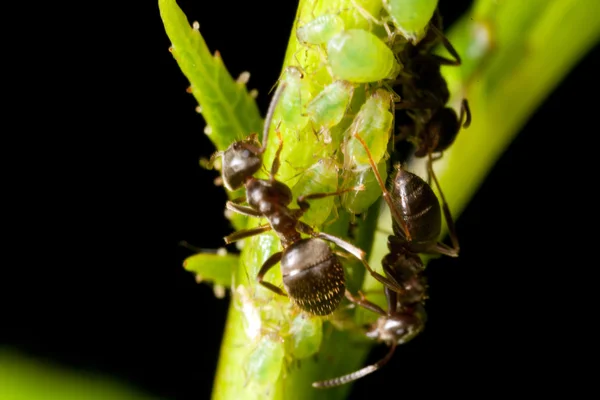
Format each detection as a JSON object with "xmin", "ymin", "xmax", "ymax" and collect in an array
[{"xmin": 2, "ymin": 0, "xmax": 597, "ymax": 399}]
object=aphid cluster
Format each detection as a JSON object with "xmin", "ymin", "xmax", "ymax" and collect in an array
[
  {"xmin": 285, "ymin": 0, "xmax": 472, "ymax": 388},
  {"xmin": 187, "ymin": 0, "xmax": 471, "ymax": 391}
]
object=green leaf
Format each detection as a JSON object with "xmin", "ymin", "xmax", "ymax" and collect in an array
[
  {"xmin": 0, "ymin": 350, "xmax": 160, "ymax": 400},
  {"xmin": 158, "ymin": 0, "xmax": 263, "ymax": 151},
  {"xmin": 183, "ymin": 251, "xmax": 239, "ymax": 288}
]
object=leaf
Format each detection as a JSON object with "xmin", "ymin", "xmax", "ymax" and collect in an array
[
  {"xmin": 158, "ymin": 0, "xmax": 263, "ymax": 152},
  {"xmin": 183, "ymin": 251, "xmax": 239, "ymax": 288},
  {"xmin": 0, "ymin": 350, "xmax": 160, "ymax": 400}
]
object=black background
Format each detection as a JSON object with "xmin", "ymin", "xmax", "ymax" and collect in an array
[{"xmin": 2, "ymin": 0, "xmax": 597, "ymax": 399}]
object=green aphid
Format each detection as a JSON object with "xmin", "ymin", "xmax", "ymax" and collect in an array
[
  {"xmin": 327, "ymin": 29, "xmax": 401, "ymax": 83},
  {"xmin": 279, "ymin": 66, "xmax": 311, "ymax": 131},
  {"xmin": 384, "ymin": 0, "xmax": 438, "ymax": 43},
  {"xmin": 305, "ymin": 80, "xmax": 354, "ymax": 143},
  {"xmin": 341, "ymin": 160, "xmax": 388, "ymax": 215},
  {"xmin": 296, "ymin": 14, "xmax": 345, "ymax": 45},
  {"xmin": 291, "ymin": 158, "xmax": 338, "ymax": 227},
  {"xmin": 244, "ymin": 334, "xmax": 285, "ymax": 390},
  {"xmin": 288, "ymin": 313, "xmax": 323, "ymax": 359},
  {"xmin": 345, "ymin": 89, "xmax": 394, "ymax": 169}
]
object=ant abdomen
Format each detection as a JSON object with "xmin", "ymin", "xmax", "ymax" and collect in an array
[
  {"xmin": 390, "ymin": 167, "xmax": 442, "ymax": 250},
  {"xmin": 280, "ymin": 238, "xmax": 345, "ymax": 316},
  {"xmin": 429, "ymin": 107, "xmax": 461, "ymax": 153}
]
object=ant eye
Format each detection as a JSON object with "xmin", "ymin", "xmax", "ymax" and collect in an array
[{"xmin": 242, "ymin": 149, "xmax": 251, "ymax": 158}]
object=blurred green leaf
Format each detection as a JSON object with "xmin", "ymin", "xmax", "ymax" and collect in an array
[
  {"xmin": 158, "ymin": 0, "xmax": 262, "ymax": 151},
  {"xmin": 0, "ymin": 350, "xmax": 160, "ymax": 400},
  {"xmin": 183, "ymin": 251, "xmax": 238, "ymax": 288}
]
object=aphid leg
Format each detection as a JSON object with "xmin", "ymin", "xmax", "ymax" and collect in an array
[
  {"xmin": 460, "ymin": 98, "xmax": 472, "ymax": 128},
  {"xmin": 313, "ymin": 342, "xmax": 397, "ymax": 388},
  {"xmin": 352, "ymin": 132, "xmax": 412, "ymax": 242},
  {"xmin": 428, "ymin": 24, "xmax": 462, "ymax": 66},
  {"xmin": 426, "ymin": 153, "xmax": 460, "ymax": 257},
  {"xmin": 349, "ymin": 0, "xmax": 392, "ymax": 38},
  {"xmin": 345, "ymin": 289, "xmax": 386, "ymax": 316},
  {"xmin": 224, "ymin": 224, "xmax": 272, "ymax": 244},
  {"xmin": 269, "ymin": 124, "xmax": 285, "ymax": 180},
  {"xmin": 323, "ymin": 202, "xmax": 341, "ymax": 227},
  {"xmin": 303, "ymin": 226, "xmax": 406, "ymax": 295},
  {"xmin": 226, "ymin": 202, "xmax": 263, "ymax": 218},
  {"xmin": 204, "ymin": 150, "xmax": 224, "ymax": 170},
  {"xmin": 256, "ymin": 251, "xmax": 287, "ymax": 297}
]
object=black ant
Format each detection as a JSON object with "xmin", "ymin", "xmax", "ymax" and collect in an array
[
  {"xmin": 313, "ymin": 129, "xmax": 459, "ymax": 387},
  {"xmin": 392, "ymin": 8, "xmax": 472, "ymax": 167},
  {"xmin": 207, "ymin": 82, "xmax": 406, "ymax": 316}
]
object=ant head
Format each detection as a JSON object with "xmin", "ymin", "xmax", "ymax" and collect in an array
[
  {"xmin": 221, "ymin": 134, "xmax": 263, "ymax": 191},
  {"xmin": 368, "ymin": 305, "xmax": 426, "ymax": 345}
]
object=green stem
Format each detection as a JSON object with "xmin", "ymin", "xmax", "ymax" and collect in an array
[{"xmin": 161, "ymin": 0, "xmax": 600, "ymax": 399}]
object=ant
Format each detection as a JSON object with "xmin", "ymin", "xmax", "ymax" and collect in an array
[
  {"xmin": 207, "ymin": 82, "xmax": 406, "ymax": 316},
  {"xmin": 392, "ymin": 8, "xmax": 472, "ymax": 168},
  {"xmin": 313, "ymin": 129, "xmax": 459, "ymax": 387}
]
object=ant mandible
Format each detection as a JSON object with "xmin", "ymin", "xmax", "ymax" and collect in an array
[{"xmin": 207, "ymin": 82, "xmax": 405, "ymax": 316}]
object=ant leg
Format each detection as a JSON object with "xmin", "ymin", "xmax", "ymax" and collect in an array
[
  {"xmin": 427, "ymin": 153, "xmax": 459, "ymax": 257},
  {"xmin": 460, "ymin": 98, "xmax": 472, "ymax": 128},
  {"xmin": 226, "ymin": 202, "xmax": 262, "ymax": 218},
  {"xmin": 313, "ymin": 342, "xmax": 397, "ymax": 388},
  {"xmin": 425, "ymin": 153, "xmax": 444, "ymax": 186},
  {"xmin": 224, "ymin": 224, "xmax": 272, "ymax": 244},
  {"xmin": 428, "ymin": 24, "xmax": 461, "ymax": 66},
  {"xmin": 256, "ymin": 251, "xmax": 287, "ymax": 297},
  {"xmin": 309, "ymin": 228, "xmax": 406, "ymax": 295},
  {"xmin": 345, "ymin": 289, "xmax": 387, "ymax": 316},
  {"xmin": 352, "ymin": 133, "xmax": 412, "ymax": 241},
  {"xmin": 296, "ymin": 185, "xmax": 365, "ymax": 213},
  {"xmin": 229, "ymin": 195, "xmax": 248, "ymax": 205}
]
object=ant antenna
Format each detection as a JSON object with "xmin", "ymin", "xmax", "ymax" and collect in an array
[
  {"xmin": 313, "ymin": 342, "xmax": 398, "ymax": 388},
  {"xmin": 260, "ymin": 81, "xmax": 287, "ymax": 154}
]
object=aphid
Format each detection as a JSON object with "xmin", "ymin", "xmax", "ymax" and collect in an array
[
  {"xmin": 212, "ymin": 82, "xmax": 405, "ymax": 316},
  {"xmin": 344, "ymin": 89, "xmax": 394, "ymax": 169},
  {"xmin": 327, "ymin": 29, "xmax": 402, "ymax": 83},
  {"xmin": 340, "ymin": 159, "xmax": 387, "ymax": 216},
  {"xmin": 313, "ymin": 130, "xmax": 458, "ymax": 387},
  {"xmin": 278, "ymin": 66, "xmax": 312, "ymax": 131},
  {"xmin": 245, "ymin": 334, "xmax": 285, "ymax": 390},
  {"xmin": 296, "ymin": 14, "xmax": 346, "ymax": 45},
  {"xmin": 383, "ymin": 0, "xmax": 438, "ymax": 44},
  {"xmin": 305, "ymin": 80, "xmax": 355, "ymax": 144},
  {"xmin": 290, "ymin": 158, "xmax": 339, "ymax": 227},
  {"xmin": 339, "ymin": 89, "xmax": 394, "ymax": 215},
  {"xmin": 288, "ymin": 312, "xmax": 323, "ymax": 359}
]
